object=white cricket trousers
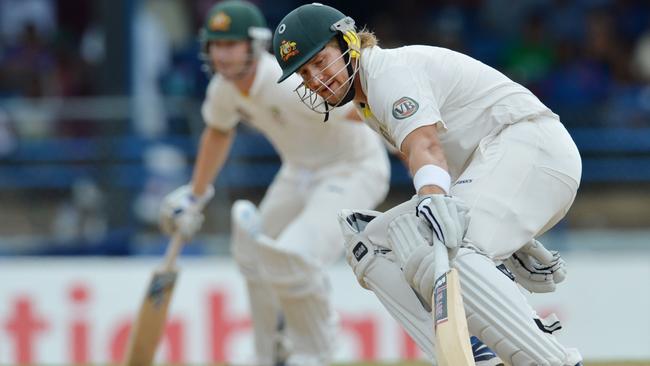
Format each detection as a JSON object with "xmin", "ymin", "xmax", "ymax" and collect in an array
[
  {"xmin": 451, "ymin": 116, "xmax": 582, "ymax": 259},
  {"xmin": 259, "ymin": 156, "xmax": 390, "ymax": 266}
]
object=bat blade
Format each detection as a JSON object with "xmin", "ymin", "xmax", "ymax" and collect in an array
[
  {"xmin": 124, "ymin": 269, "xmax": 178, "ymax": 366},
  {"xmin": 124, "ymin": 235, "xmax": 184, "ymax": 366},
  {"xmin": 433, "ymin": 267, "xmax": 475, "ymax": 366}
]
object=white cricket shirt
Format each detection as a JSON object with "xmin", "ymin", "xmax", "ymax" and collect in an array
[
  {"xmin": 201, "ymin": 52, "xmax": 385, "ymax": 169},
  {"xmin": 356, "ymin": 45, "xmax": 558, "ymax": 179}
]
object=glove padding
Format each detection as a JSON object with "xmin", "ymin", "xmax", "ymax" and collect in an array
[
  {"xmin": 160, "ymin": 184, "xmax": 214, "ymax": 240},
  {"xmin": 339, "ymin": 209, "xmax": 383, "ymax": 290},
  {"xmin": 504, "ymin": 239, "xmax": 567, "ymax": 293},
  {"xmin": 415, "ymin": 194, "xmax": 469, "ymax": 258},
  {"xmin": 394, "ymin": 194, "xmax": 469, "ymax": 304},
  {"xmin": 402, "ymin": 245, "xmax": 437, "ymax": 307},
  {"xmin": 386, "ymin": 213, "xmax": 433, "ymax": 266}
]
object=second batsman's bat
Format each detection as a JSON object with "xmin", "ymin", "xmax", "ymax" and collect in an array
[
  {"xmin": 124, "ymin": 234, "xmax": 184, "ymax": 366},
  {"xmin": 432, "ymin": 240, "xmax": 475, "ymax": 366}
]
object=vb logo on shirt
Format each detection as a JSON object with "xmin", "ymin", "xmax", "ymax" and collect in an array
[{"xmin": 392, "ymin": 96, "xmax": 419, "ymax": 119}]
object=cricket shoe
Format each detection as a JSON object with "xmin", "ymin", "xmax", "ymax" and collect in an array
[
  {"xmin": 566, "ymin": 347, "xmax": 584, "ymax": 366},
  {"xmin": 273, "ymin": 313, "xmax": 291, "ymax": 366},
  {"xmin": 471, "ymin": 336, "xmax": 505, "ymax": 366}
]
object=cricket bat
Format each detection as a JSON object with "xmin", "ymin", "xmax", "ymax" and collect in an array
[
  {"xmin": 124, "ymin": 234, "xmax": 184, "ymax": 366},
  {"xmin": 432, "ymin": 240, "xmax": 475, "ymax": 366}
]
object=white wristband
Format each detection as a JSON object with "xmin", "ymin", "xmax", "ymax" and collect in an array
[{"xmin": 413, "ymin": 164, "xmax": 451, "ymax": 194}]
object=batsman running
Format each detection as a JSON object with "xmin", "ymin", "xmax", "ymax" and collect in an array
[
  {"xmin": 158, "ymin": 1, "xmax": 391, "ymax": 365},
  {"xmin": 273, "ymin": 3, "xmax": 583, "ymax": 366}
]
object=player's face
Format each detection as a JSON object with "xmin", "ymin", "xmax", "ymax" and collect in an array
[
  {"xmin": 208, "ymin": 40, "xmax": 250, "ymax": 80},
  {"xmin": 297, "ymin": 45, "xmax": 351, "ymax": 106}
]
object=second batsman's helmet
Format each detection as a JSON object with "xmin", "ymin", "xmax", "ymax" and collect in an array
[
  {"xmin": 199, "ymin": 1, "xmax": 271, "ymax": 75},
  {"xmin": 200, "ymin": 0, "xmax": 267, "ymax": 42}
]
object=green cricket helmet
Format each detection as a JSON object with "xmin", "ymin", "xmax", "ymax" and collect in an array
[
  {"xmin": 273, "ymin": 3, "xmax": 360, "ymax": 83},
  {"xmin": 200, "ymin": 0, "xmax": 267, "ymax": 42},
  {"xmin": 273, "ymin": 3, "xmax": 360, "ymax": 119},
  {"xmin": 199, "ymin": 1, "xmax": 272, "ymax": 76}
]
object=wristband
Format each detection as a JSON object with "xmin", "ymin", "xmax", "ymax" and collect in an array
[{"xmin": 413, "ymin": 164, "xmax": 451, "ymax": 194}]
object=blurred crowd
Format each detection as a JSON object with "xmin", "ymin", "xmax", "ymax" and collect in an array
[
  {"xmin": 1, "ymin": 0, "xmax": 648, "ymax": 127},
  {"xmin": 160, "ymin": 0, "xmax": 650, "ymax": 129},
  {"xmin": 376, "ymin": 0, "xmax": 650, "ymax": 128},
  {"xmin": 0, "ymin": 0, "xmax": 99, "ymax": 151},
  {"xmin": 0, "ymin": 0, "xmax": 95, "ymax": 100},
  {"xmin": 0, "ymin": 0, "xmax": 649, "ymax": 255}
]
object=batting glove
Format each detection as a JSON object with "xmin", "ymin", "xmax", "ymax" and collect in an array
[
  {"xmin": 415, "ymin": 194, "xmax": 469, "ymax": 258},
  {"xmin": 159, "ymin": 184, "xmax": 214, "ymax": 240},
  {"xmin": 504, "ymin": 239, "xmax": 567, "ymax": 293}
]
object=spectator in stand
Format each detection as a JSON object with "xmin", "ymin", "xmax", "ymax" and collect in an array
[{"xmin": 502, "ymin": 12, "xmax": 556, "ymax": 91}]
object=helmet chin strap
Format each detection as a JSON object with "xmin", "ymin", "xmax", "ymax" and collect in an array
[
  {"xmin": 336, "ymin": 34, "xmax": 357, "ymax": 106},
  {"xmin": 324, "ymin": 103, "xmax": 330, "ymax": 122}
]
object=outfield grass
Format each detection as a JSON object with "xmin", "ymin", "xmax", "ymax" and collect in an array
[
  {"xmin": 332, "ymin": 362, "xmax": 650, "ymax": 366},
  {"xmin": 138, "ymin": 362, "xmax": 650, "ymax": 366},
  {"xmin": 132, "ymin": 362, "xmax": 650, "ymax": 366},
  {"xmin": 139, "ymin": 364, "xmax": 650, "ymax": 366},
  {"xmin": 316, "ymin": 362, "xmax": 648, "ymax": 366},
  {"xmin": 240, "ymin": 362, "xmax": 646, "ymax": 366}
]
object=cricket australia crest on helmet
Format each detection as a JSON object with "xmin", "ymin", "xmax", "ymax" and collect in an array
[
  {"xmin": 209, "ymin": 11, "xmax": 232, "ymax": 31},
  {"xmin": 392, "ymin": 97, "xmax": 419, "ymax": 119},
  {"xmin": 279, "ymin": 40, "xmax": 299, "ymax": 62}
]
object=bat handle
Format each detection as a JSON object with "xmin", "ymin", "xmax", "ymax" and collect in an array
[
  {"xmin": 433, "ymin": 240, "xmax": 451, "ymax": 280},
  {"xmin": 162, "ymin": 234, "xmax": 184, "ymax": 271}
]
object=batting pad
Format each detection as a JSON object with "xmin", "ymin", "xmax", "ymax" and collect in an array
[
  {"xmin": 338, "ymin": 209, "xmax": 437, "ymax": 363},
  {"xmin": 363, "ymin": 254, "xmax": 438, "ymax": 362},
  {"xmin": 230, "ymin": 200, "xmax": 264, "ymax": 281},
  {"xmin": 256, "ymin": 239, "xmax": 336, "ymax": 366},
  {"xmin": 230, "ymin": 200, "xmax": 282, "ymax": 366},
  {"xmin": 454, "ymin": 248, "xmax": 582, "ymax": 366}
]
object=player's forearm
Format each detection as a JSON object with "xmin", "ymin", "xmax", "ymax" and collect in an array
[
  {"xmin": 401, "ymin": 125, "xmax": 449, "ymax": 195},
  {"xmin": 191, "ymin": 127, "xmax": 234, "ymax": 196}
]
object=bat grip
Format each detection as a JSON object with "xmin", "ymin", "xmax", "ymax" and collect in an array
[
  {"xmin": 162, "ymin": 234, "xmax": 184, "ymax": 270},
  {"xmin": 433, "ymin": 240, "xmax": 451, "ymax": 280}
]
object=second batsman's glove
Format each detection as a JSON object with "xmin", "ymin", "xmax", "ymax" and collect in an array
[{"xmin": 160, "ymin": 184, "xmax": 214, "ymax": 240}]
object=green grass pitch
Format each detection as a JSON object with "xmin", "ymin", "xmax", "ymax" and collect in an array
[
  {"xmin": 68, "ymin": 361, "xmax": 650, "ymax": 366},
  {"xmin": 335, "ymin": 362, "xmax": 650, "ymax": 366},
  {"xmin": 162, "ymin": 362, "xmax": 648, "ymax": 366},
  {"xmin": 29, "ymin": 362, "xmax": 650, "ymax": 366}
]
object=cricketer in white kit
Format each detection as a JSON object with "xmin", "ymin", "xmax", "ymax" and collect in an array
[
  {"xmin": 274, "ymin": 3, "xmax": 583, "ymax": 366},
  {"xmin": 159, "ymin": 2, "xmax": 390, "ymax": 366}
]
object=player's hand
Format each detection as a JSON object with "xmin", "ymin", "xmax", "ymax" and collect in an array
[
  {"xmin": 504, "ymin": 239, "xmax": 567, "ymax": 293},
  {"xmin": 159, "ymin": 184, "xmax": 214, "ymax": 240},
  {"xmin": 415, "ymin": 194, "xmax": 469, "ymax": 257}
]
